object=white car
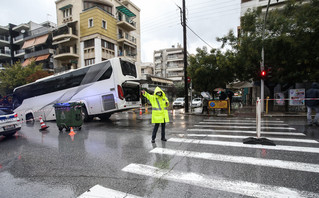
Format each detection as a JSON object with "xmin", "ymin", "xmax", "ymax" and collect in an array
[
  {"xmin": 172, "ymin": 97, "xmax": 185, "ymax": 108},
  {"xmin": 0, "ymin": 108, "xmax": 21, "ymax": 137},
  {"xmin": 191, "ymin": 98, "xmax": 202, "ymax": 107}
]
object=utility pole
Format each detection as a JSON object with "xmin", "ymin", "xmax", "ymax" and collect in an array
[
  {"xmin": 261, "ymin": 0, "xmax": 272, "ymax": 112},
  {"xmin": 182, "ymin": 0, "xmax": 189, "ymax": 113}
]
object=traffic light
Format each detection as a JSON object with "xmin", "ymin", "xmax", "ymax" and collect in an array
[
  {"xmin": 267, "ymin": 66, "xmax": 272, "ymax": 78},
  {"xmin": 260, "ymin": 70, "xmax": 267, "ymax": 79}
]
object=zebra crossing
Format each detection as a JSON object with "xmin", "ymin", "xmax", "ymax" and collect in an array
[{"xmin": 80, "ymin": 117, "xmax": 319, "ymax": 197}]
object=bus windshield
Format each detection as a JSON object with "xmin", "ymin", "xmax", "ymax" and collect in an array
[{"xmin": 120, "ymin": 59, "xmax": 137, "ymax": 78}]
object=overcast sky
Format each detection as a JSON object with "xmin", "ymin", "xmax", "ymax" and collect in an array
[{"xmin": 0, "ymin": 0, "xmax": 241, "ymax": 62}]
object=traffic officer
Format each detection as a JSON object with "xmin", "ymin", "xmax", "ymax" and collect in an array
[{"xmin": 142, "ymin": 87, "xmax": 169, "ymax": 143}]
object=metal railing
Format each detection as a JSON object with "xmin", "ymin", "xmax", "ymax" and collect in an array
[
  {"xmin": 53, "ymin": 26, "xmax": 77, "ymax": 37},
  {"xmin": 15, "ymin": 49, "xmax": 25, "ymax": 55},
  {"xmin": 118, "ymin": 33, "xmax": 136, "ymax": 44},
  {"xmin": 117, "ymin": 16, "xmax": 136, "ymax": 27},
  {"xmin": 0, "ymin": 49, "xmax": 10, "ymax": 55},
  {"xmin": 0, "ymin": 35, "xmax": 9, "ymax": 42}
]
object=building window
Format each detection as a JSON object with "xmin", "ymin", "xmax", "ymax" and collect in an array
[
  {"xmin": 102, "ymin": 20, "xmax": 107, "ymax": 29},
  {"xmin": 85, "ymin": 58, "xmax": 95, "ymax": 66},
  {"xmin": 101, "ymin": 39, "xmax": 115, "ymax": 51},
  {"xmin": 88, "ymin": 18, "xmax": 94, "ymax": 28},
  {"xmin": 63, "ymin": 8, "xmax": 72, "ymax": 18},
  {"xmin": 141, "ymin": 69, "xmax": 145, "ymax": 74},
  {"xmin": 84, "ymin": 39, "xmax": 94, "ymax": 48}
]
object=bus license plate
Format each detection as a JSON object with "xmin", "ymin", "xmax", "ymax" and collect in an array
[
  {"xmin": 4, "ymin": 125, "xmax": 15, "ymax": 130},
  {"xmin": 131, "ymin": 102, "xmax": 136, "ymax": 105}
]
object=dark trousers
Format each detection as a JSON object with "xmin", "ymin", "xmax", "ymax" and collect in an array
[
  {"xmin": 202, "ymin": 106, "xmax": 209, "ymax": 114},
  {"xmin": 152, "ymin": 122, "xmax": 165, "ymax": 140}
]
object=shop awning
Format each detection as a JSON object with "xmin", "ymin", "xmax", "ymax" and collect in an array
[
  {"xmin": 22, "ymin": 38, "xmax": 35, "ymax": 49},
  {"xmin": 33, "ymin": 34, "xmax": 49, "ymax": 46},
  {"xmin": 116, "ymin": 6, "xmax": 136, "ymax": 17},
  {"xmin": 36, "ymin": 54, "xmax": 50, "ymax": 61}
]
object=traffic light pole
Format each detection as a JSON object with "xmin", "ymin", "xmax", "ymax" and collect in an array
[{"xmin": 260, "ymin": 0, "xmax": 271, "ymax": 112}]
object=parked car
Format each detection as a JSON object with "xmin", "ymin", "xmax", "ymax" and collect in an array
[
  {"xmin": 191, "ymin": 98, "xmax": 202, "ymax": 107},
  {"xmin": 0, "ymin": 107, "xmax": 21, "ymax": 137},
  {"xmin": 172, "ymin": 97, "xmax": 185, "ymax": 108}
]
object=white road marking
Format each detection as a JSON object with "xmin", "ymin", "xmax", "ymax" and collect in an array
[
  {"xmin": 179, "ymin": 134, "xmax": 317, "ymax": 143},
  {"xmin": 204, "ymin": 119, "xmax": 284, "ymax": 123},
  {"xmin": 187, "ymin": 129, "xmax": 305, "ymax": 136},
  {"xmin": 78, "ymin": 184, "xmax": 141, "ymax": 198},
  {"xmin": 168, "ymin": 138, "xmax": 319, "ymax": 154},
  {"xmin": 194, "ymin": 125, "xmax": 296, "ymax": 130},
  {"xmin": 122, "ymin": 164, "xmax": 319, "ymax": 198},
  {"xmin": 150, "ymin": 148, "xmax": 319, "ymax": 173},
  {"xmin": 200, "ymin": 121, "xmax": 288, "ymax": 126}
]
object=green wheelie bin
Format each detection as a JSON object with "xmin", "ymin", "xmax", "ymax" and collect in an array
[{"xmin": 53, "ymin": 102, "xmax": 83, "ymax": 131}]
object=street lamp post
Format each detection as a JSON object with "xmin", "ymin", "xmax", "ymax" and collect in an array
[{"xmin": 260, "ymin": 0, "xmax": 272, "ymax": 112}]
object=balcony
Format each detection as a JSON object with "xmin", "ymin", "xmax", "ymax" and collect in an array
[
  {"xmin": 167, "ymin": 55, "xmax": 184, "ymax": 62},
  {"xmin": 53, "ymin": 25, "xmax": 78, "ymax": 44},
  {"xmin": 117, "ymin": 16, "xmax": 136, "ymax": 31},
  {"xmin": 118, "ymin": 50, "xmax": 136, "ymax": 60},
  {"xmin": 0, "ymin": 49, "xmax": 11, "ymax": 58},
  {"xmin": 14, "ymin": 49, "xmax": 25, "ymax": 57},
  {"xmin": 117, "ymin": 33, "xmax": 137, "ymax": 47},
  {"xmin": 54, "ymin": 46, "xmax": 79, "ymax": 60},
  {"xmin": 0, "ymin": 35, "xmax": 10, "ymax": 47},
  {"xmin": 13, "ymin": 34, "xmax": 27, "ymax": 44},
  {"xmin": 25, "ymin": 48, "xmax": 54, "ymax": 59}
]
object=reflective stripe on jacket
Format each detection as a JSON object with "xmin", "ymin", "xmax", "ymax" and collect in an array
[{"xmin": 143, "ymin": 87, "xmax": 170, "ymax": 123}]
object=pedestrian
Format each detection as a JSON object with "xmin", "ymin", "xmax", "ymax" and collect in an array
[
  {"xmin": 202, "ymin": 97, "xmax": 209, "ymax": 114},
  {"xmin": 305, "ymin": 82, "xmax": 319, "ymax": 126},
  {"xmin": 142, "ymin": 87, "xmax": 169, "ymax": 143}
]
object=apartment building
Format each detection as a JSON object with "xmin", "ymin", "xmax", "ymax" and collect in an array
[
  {"xmin": 241, "ymin": 0, "xmax": 286, "ymax": 16},
  {"xmin": 140, "ymin": 62, "xmax": 154, "ymax": 79},
  {"xmin": 0, "ymin": 21, "xmax": 56, "ymax": 70},
  {"xmin": 153, "ymin": 44, "xmax": 184, "ymax": 83},
  {"xmin": 54, "ymin": 0, "xmax": 140, "ymax": 72}
]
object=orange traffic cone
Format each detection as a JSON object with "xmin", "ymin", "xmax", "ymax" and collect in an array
[
  {"xmin": 145, "ymin": 104, "xmax": 148, "ymax": 114},
  {"xmin": 69, "ymin": 127, "xmax": 76, "ymax": 141},
  {"xmin": 39, "ymin": 116, "xmax": 49, "ymax": 131},
  {"xmin": 139, "ymin": 107, "xmax": 142, "ymax": 115}
]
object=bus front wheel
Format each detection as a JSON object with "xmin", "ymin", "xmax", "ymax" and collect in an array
[{"xmin": 81, "ymin": 106, "xmax": 92, "ymax": 122}]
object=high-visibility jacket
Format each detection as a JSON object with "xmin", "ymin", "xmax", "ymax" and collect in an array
[{"xmin": 143, "ymin": 87, "xmax": 170, "ymax": 123}]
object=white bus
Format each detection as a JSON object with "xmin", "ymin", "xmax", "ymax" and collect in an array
[{"xmin": 13, "ymin": 58, "xmax": 141, "ymax": 121}]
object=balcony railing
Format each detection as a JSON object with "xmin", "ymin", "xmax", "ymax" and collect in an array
[
  {"xmin": 25, "ymin": 48, "xmax": 53, "ymax": 59},
  {"xmin": 14, "ymin": 34, "xmax": 28, "ymax": 42},
  {"xmin": 118, "ymin": 33, "xmax": 136, "ymax": 44},
  {"xmin": 0, "ymin": 35, "xmax": 9, "ymax": 42},
  {"xmin": 117, "ymin": 15, "xmax": 136, "ymax": 28},
  {"xmin": 53, "ymin": 26, "xmax": 77, "ymax": 37},
  {"xmin": 15, "ymin": 49, "xmax": 25, "ymax": 55},
  {"xmin": 0, "ymin": 49, "xmax": 10, "ymax": 55}
]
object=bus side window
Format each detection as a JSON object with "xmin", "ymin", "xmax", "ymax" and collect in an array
[{"xmin": 98, "ymin": 67, "xmax": 113, "ymax": 81}]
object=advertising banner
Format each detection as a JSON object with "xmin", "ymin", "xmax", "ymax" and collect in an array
[{"xmin": 289, "ymin": 89, "xmax": 305, "ymax": 106}]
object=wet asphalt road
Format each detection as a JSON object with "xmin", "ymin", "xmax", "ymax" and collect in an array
[{"xmin": 0, "ymin": 107, "xmax": 319, "ymax": 198}]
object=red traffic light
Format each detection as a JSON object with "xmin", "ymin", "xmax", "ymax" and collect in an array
[{"xmin": 261, "ymin": 70, "xmax": 266, "ymax": 77}]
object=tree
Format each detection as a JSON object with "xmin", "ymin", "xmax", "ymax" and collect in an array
[
  {"xmin": 218, "ymin": 0, "xmax": 319, "ymax": 84},
  {"xmin": 0, "ymin": 61, "xmax": 52, "ymax": 96},
  {"xmin": 187, "ymin": 47, "xmax": 236, "ymax": 94}
]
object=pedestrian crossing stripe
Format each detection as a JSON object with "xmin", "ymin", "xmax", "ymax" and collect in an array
[
  {"xmin": 194, "ymin": 125, "xmax": 296, "ymax": 130},
  {"xmin": 78, "ymin": 184, "xmax": 141, "ymax": 198},
  {"xmin": 187, "ymin": 129, "xmax": 305, "ymax": 136},
  {"xmin": 203, "ymin": 119, "xmax": 285, "ymax": 123},
  {"xmin": 179, "ymin": 134, "xmax": 317, "ymax": 143},
  {"xmin": 150, "ymin": 148, "xmax": 319, "ymax": 173},
  {"xmin": 200, "ymin": 121, "xmax": 289, "ymax": 126},
  {"xmin": 122, "ymin": 163, "xmax": 319, "ymax": 198},
  {"xmin": 168, "ymin": 138, "xmax": 319, "ymax": 154}
]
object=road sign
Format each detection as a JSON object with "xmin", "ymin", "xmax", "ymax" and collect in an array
[{"xmin": 209, "ymin": 100, "xmax": 228, "ymax": 109}]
